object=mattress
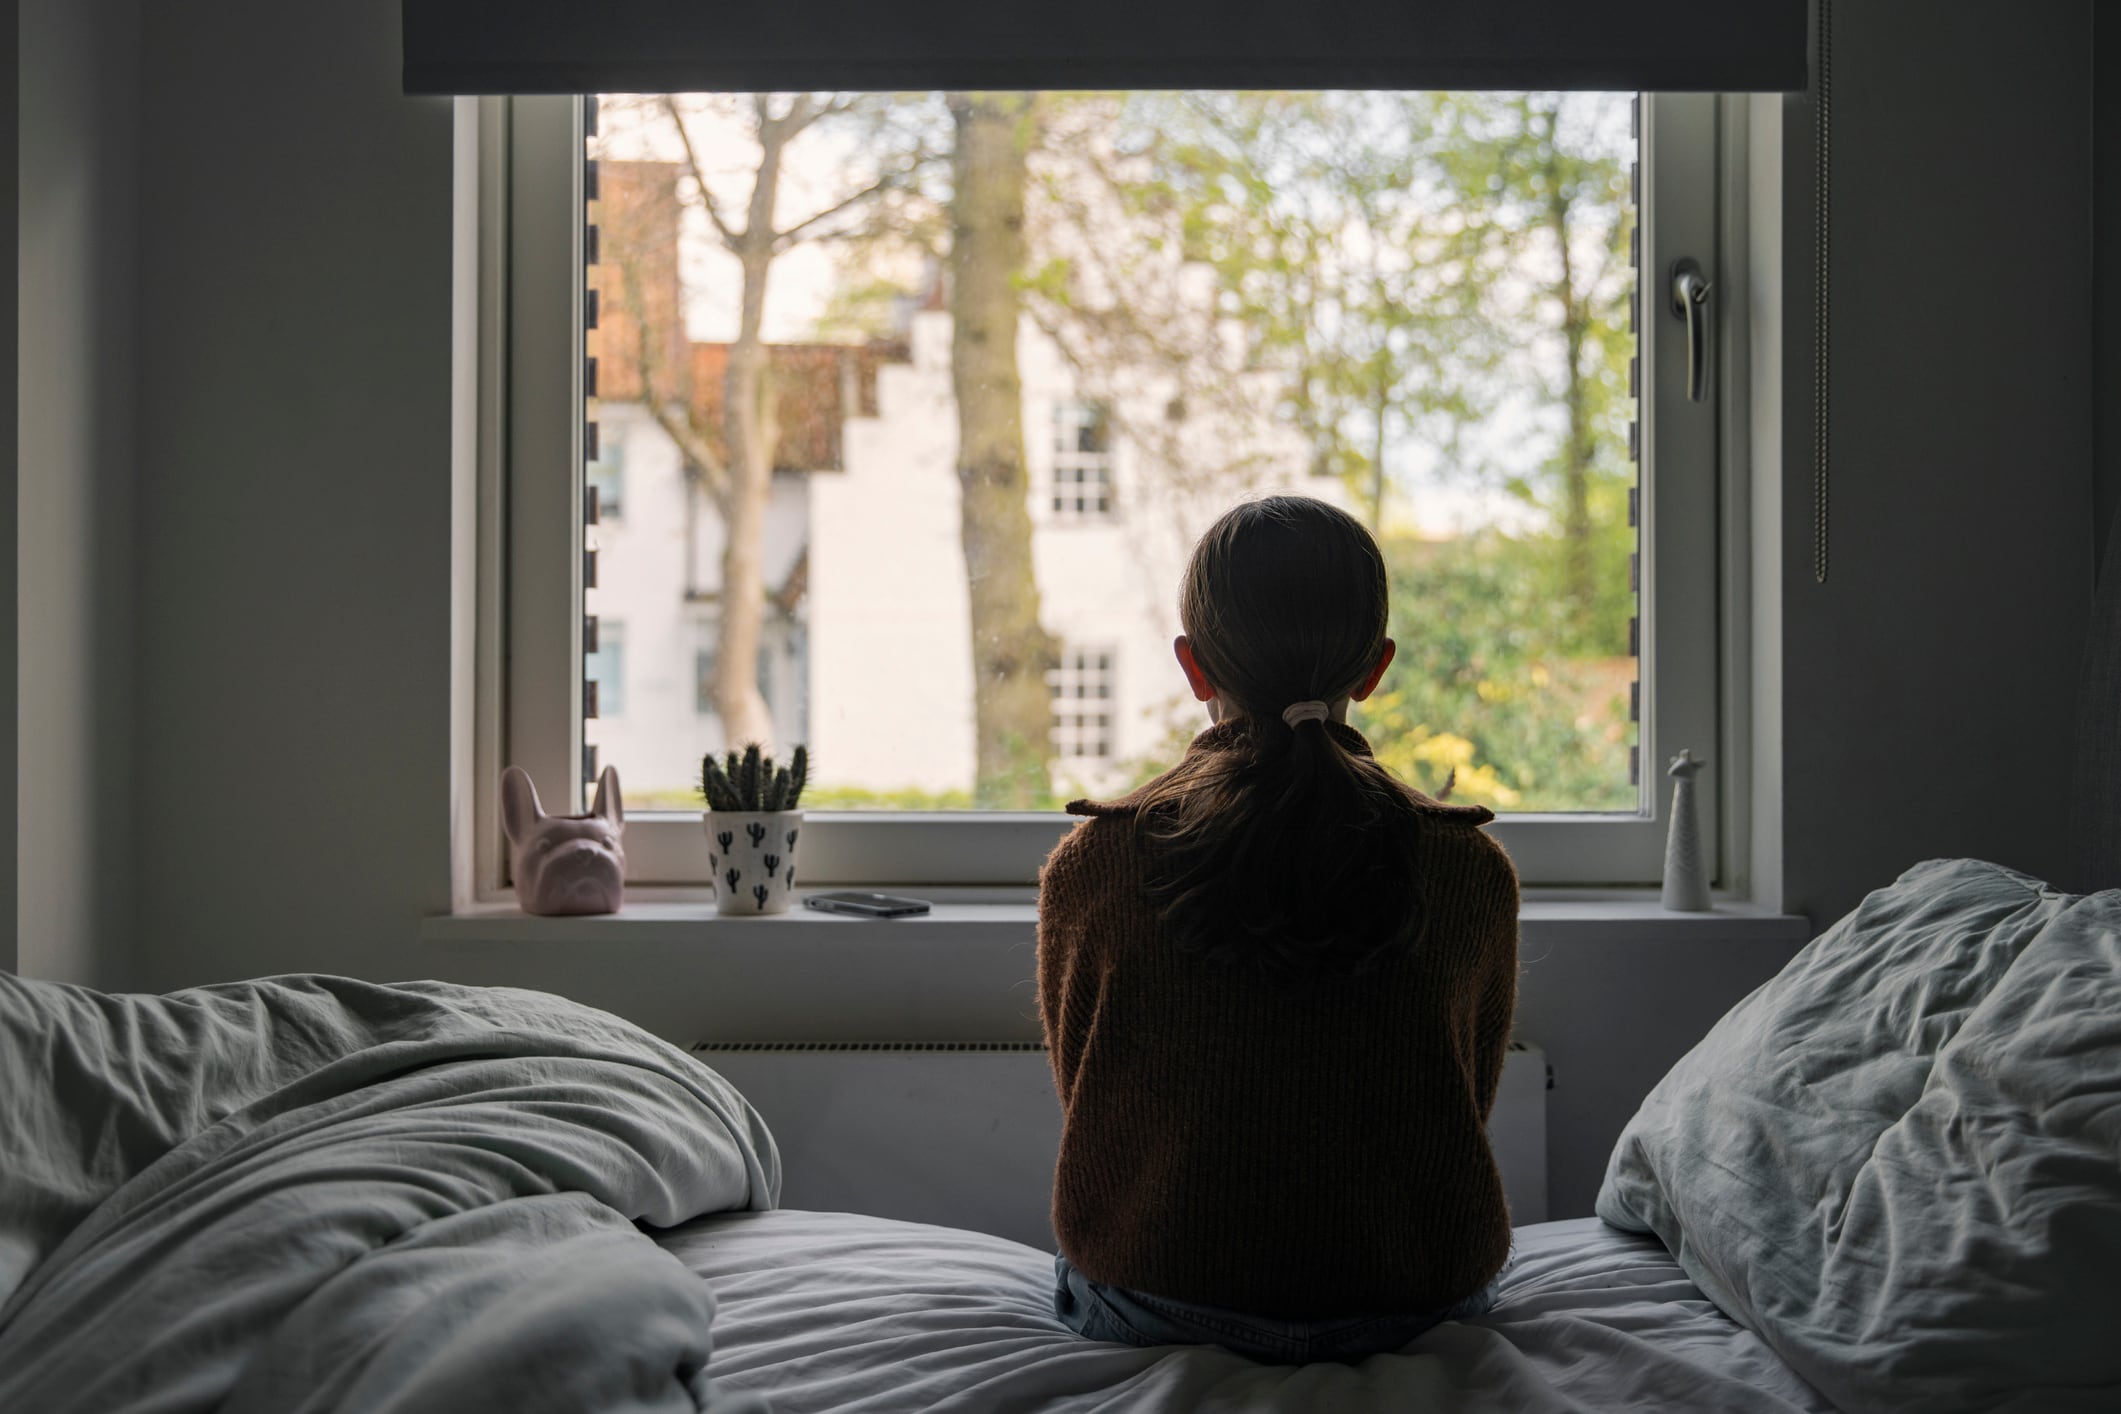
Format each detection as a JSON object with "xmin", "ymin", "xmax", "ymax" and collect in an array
[{"xmin": 657, "ymin": 1210, "xmax": 1836, "ymax": 1413}]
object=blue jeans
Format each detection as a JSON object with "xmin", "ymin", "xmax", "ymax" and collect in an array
[{"xmin": 1053, "ymin": 1255, "xmax": 1497, "ymax": 1365}]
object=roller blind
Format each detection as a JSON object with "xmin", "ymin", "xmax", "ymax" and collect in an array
[{"xmin": 401, "ymin": 0, "xmax": 1807, "ymax": 95}]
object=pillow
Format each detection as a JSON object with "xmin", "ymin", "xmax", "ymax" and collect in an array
[{"xmin": 1597, "ymin": 858, "xmax": 2121, "ymax": 1413}]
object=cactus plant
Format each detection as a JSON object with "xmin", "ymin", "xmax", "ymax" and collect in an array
[{"xmin": 701, "ymin": 743, "xmax": 809, "ymax": 813}]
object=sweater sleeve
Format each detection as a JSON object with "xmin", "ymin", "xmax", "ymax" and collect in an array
[
  {"xmin": 1466, "ymin": 832, "xmax": 1523, "ymax": 1125},
  {"xmin": 1035, "ymin": 822, "xmax": 1105, "ymax": 1112}
]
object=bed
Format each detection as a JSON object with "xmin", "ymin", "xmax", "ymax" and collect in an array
[
  {"xmin": 658, "ymin": 1207, "xmax": 1833, "ymax": 1413},
  {"xmin": 2, "ymin": 858, "xmax": 2114, "ymax": 1413}
]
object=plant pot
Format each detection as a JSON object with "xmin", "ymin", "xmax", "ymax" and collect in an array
[{"xmin": 705, "ymin": 811, "xmax": 802, "ymax": 916}]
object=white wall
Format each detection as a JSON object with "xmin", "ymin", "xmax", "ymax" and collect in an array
[
  {"xmin": 587, "ymin": 402, "xmax": 809, "ymax": 801},
  {"xmin": 1775, "ymin": 0, "xmax": 2094, "ymax": 928},
  {"xmin": 811, "ymin": 321, "xmax": 979, "ymax": 794},
  {"xmin": 128, "ymin": 0, "xmax": 456, "ymax": 993},
  {"xmin": 15, "ymin": 0, "xmax": 140, "ymax": 987},
  {"xmin": 808, "ymin": 308, "xmax": 1329, "ymax": 798}
]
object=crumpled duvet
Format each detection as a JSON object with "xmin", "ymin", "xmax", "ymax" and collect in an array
[
  {"xmin": 0, "ymin": 971, "xmax": 781, "ymax": 1414},
  {"xmin": 1598, "ymin": 859, "xmax": 2121, "ymax": 1413}
]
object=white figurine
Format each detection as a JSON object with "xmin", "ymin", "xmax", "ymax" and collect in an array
[{"xmin": 1661, "ymin": 749, "xmax": 1711, "ymax": 912}]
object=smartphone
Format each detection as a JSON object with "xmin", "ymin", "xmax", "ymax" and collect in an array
[{"xmin": 803, "ymin": 890, "xmax": 933, "ymax": 919}]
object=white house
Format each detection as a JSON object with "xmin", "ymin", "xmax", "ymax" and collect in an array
[{"xmin": 586, "ymin": 269, "xmax": 1335, "ymax": 805}]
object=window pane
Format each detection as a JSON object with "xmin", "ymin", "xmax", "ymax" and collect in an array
[
  {"xmin": 1052, "ymin": 403, "xmax": 1114, "ymax": 520},
  {"xmin": 588, "ymin": 436, "xmax": 625, "ymax": 520},
  {"xmin": 583, "ymin": 91, "xmax": 1637, "ymax": 814},
  {"xmin": 585, "ymin": 620, "xmax": 625, "ymax": 720}
]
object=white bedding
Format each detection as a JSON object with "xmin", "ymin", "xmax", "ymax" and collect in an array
[
  {"xmin": 1598, "ymin": 860, "xmax": 2121, "ymax": 1412},
  {"xmin": 0, "ymin": 972, "xmax": 778, "ymax": 1414},
  {"xmin": 657, "ymin": 1209, "xmax": 1835, "ymax": 1413}
]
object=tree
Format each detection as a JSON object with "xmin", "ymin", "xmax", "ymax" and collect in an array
[
  {"xmin": 1356, "ymin": 530, "xmax": 1634, "ymax": 812},
  {"xmin": 1066, "ymin": 90, "xmax": 1636, "ymax": 805},
  {"xmin": 947, "ymin": 92, "xmax": 1059, "ymax": 807},
  {"xmin": 1346, "ymin": 94, "xmax": 1637, "ymax": 806},
  {"xmin": 1111, "ymin": 92, "xmax": 1496, "ymax": 529},
  {"xmin": 600, "ymin": 94, "xmax": 936, "ymax": 750},
  {"xmin": 798, "ymin": 89, "xmax": 1637, "ymax": 810},
  {"xmin": 1433, "ymin": 93, "xmax": 1635, "ymax": 646},
  {"xmin": 1005, "ymin": 94, "xmax": 1280, "ymax": 502}
]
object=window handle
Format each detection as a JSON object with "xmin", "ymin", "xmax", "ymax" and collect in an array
[{"xmin": 1669, "ymin": 259, "xmax": 1712, "ymax": 403}]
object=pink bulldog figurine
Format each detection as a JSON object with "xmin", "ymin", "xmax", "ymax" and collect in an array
[{"xmin": 500, "ymin": 764, "xmax": 626, "ymax": 916}]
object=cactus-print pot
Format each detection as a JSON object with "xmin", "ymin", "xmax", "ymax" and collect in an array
[{"xmin": 705, "ymin": 810, "xmax": 803, "ymax": 916}]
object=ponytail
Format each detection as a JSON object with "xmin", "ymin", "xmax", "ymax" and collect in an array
[{"xmin": 1136, "ymin": 497, "xmax": 1427, "ymax": 977}]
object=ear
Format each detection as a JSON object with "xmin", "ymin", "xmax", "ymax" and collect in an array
[
  {"xmin": 591, "ymin": 766, "xmax": 624, "ymax": 831},
  {"xmin": 1352, "ymin": 638, "xmax": 1397, "ymax": 702},
  {"xmin": 500, "ymin": 766, "xmax": 544, "ymax": 844},
  {"xmin": 1174, "ymin": 635, "xmax": 1216, "ymax": 703}
]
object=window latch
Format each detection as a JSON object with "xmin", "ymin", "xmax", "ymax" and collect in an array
[{"xmin": 1669, "ymin": 259, "xmax": 1712, "ymax": 403}]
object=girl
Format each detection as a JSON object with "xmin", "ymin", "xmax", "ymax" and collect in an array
[{"xmin": 1037, "ymin": 495, "xmax": 1521, "ymax": 1365}]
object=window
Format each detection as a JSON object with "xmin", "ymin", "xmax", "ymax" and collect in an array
[
  {"xmin": 490, "ymin": 90, "xmax": 1731, "ymax": 888},
  {"xmin": 588, "ymin": 435, "xmax": 624, "ymax": 520},
  {"xmin": 585, "ymin": 619, "xmax": 625, "ymax": 719},
  {"xmin": 1051, "ymin": 403, "xmax": 1115, "ymax": 520},
  {"xmin": 1049, "ymin": 646, "xmax": 1117, "ymax": 761}
]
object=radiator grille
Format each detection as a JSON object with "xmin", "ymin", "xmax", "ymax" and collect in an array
[{"xmin": 691, "ymin": 1039, "xmax": 1549, "ymax": 1235}]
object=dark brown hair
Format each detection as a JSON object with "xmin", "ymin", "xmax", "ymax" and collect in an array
[{"xmin": 1137, "ymin": 496, "xmax": 1426, "ymax": 975}]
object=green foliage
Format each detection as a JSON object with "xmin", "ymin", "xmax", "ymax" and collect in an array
[
  {"xmin": 1354, "ymin": 531, "xmax": 1635, "ymax": 812},
  {"xmin": 1119, "ymin": 91, "xmax": 1498, "ymax": 527},
  {"xmin": 970, "ymin": 730, "xmax": 1067, "ymax": 811},
  {"xmin": 701, "ymin": 743, "xmax": 810, "ymax": 812},
  {"xmin": 1124, "ymin": 91, "xmax": 1634, "ymax": 597},
  {"xmin": 794, "ymin": 89, "xmax": 1640, "ymax": 813},
  {"xmin": 799, "ymin": 784, "xmax": 979, "ymax": 811},
  {"xmin": 1111, "ymin": 90, "xmax": 1639, "ymax": 806},
  {"xmin": 1085, "ymin": 534, "xmax": 1637, "ymax": 814},
  {"xmin": 1426, "ymin": 93, "xmax": 1635, "ymax": 643}
]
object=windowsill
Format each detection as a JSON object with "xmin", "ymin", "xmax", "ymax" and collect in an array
[
  {"xmin": 420, "ymin": 892, "xmax": 1810, "ymax": 948},
  {"xmin": 416, "ymin": 888, "xmax": 1813, "ymax": 1058}
]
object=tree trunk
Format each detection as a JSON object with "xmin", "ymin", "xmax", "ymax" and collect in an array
[
  {"xmin": 949, "ymin": 93, "xmax": 1056, "ymax": 807},
  {"xmin": 714, "ymin": 365, "xmax": 777, "ymax": 749},
  {"xmin": 713, "ymin": 109, "xmax": 786, "ymax": 751}
]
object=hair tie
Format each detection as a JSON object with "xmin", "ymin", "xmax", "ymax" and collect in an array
[{"xmin": 1281, "ymin": 701, "xmax": 1330, "ymax": 728}]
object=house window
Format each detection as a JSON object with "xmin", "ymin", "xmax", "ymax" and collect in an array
[
  {"xmin": 588, "ymin": 435, "xmax": 624, "ymax": 520},
  {"xmin": 1049, "ymin": 647, "xmax": 1117, "ymax": 760},
  {"xmin": 585, "ymin": 620, "xmax": 625, "ymax": 719},
  {"xmin": 1051, "ymin": 403, "xmax": 1114, "ymax": 520},
  {"xmin": 488, "ymin": 89, "xmax": 1731, "ymax": 889},
  {"xmin": 690, "ymin": 639, "xmax": 776, "ymax": 719}
]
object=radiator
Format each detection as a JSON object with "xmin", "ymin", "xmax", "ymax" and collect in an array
[{"xmin": 692, "ymin": 1040, "xmax": 1550, "ymax": 1251}]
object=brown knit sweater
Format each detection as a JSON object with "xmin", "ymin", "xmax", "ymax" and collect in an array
[{"xmin": 1035, "ymin": 720, "xmax": 1521, "ymax": 1319}]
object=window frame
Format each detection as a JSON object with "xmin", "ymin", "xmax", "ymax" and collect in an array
[
  {"xmin": 1049, "ymin": 643, "xmax": 1120, "ymax": 764},
  {"xmin": 1048, "ymin": 400, "xmax": 1117, "ymax": 522},
  {"xmin": 478, "ymin": 91, "xmax": 1735, "ymax": 892}
]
